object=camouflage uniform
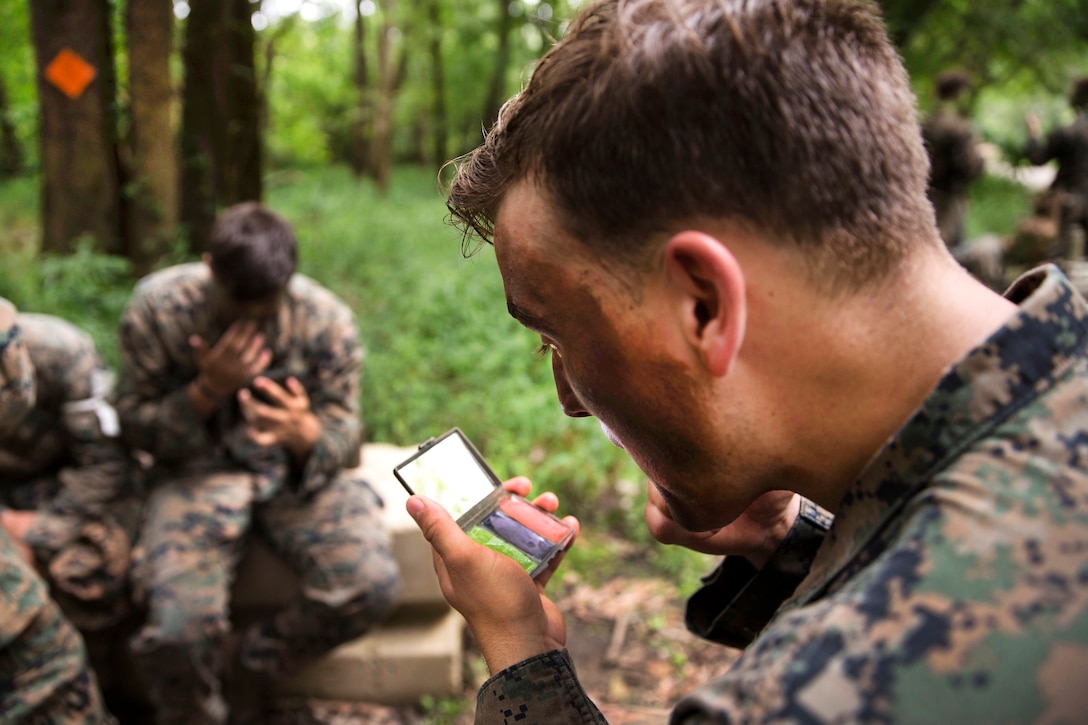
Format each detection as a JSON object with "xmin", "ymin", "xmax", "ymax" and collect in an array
[
  {"xmin": 0, "ymin": 313, "xmax": 137, "ymax": 632},
  {"xmin": 474, "ymin": 265, "xmax": 1088, "ymax": 723},
  {"xmin": 115, "ymin": 262, "xmax": 401, "ymax": 724},
  {"xmin": 0, "ymin": 301, "xmax": 117, "ymax": 724},
  {"xmin": 0, "ymin": 298, "xmax": 35, "ymax": 433},
  {"xmin": 1025, "ymin": 112, "xmax": 1088, "ymax": 257},
  {"xmin": 921, "ymin": 107, "xmax": 984, "ymax": 249}
]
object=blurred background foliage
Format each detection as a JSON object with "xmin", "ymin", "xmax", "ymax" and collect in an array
[{"xmin": 0, "ymin": 0, "xmax": 1081, "ymax": 589}]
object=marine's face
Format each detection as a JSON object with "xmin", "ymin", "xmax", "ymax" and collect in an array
[
  {"xmin": 208, "ymin": 280, "xmax": 283, "ymax": 330},
  {"xmin": 493, "ymin": 180, "xmax": 740, "ymax": 531}
]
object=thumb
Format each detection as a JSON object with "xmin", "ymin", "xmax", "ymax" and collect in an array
[
  {"xmin": 189, "ymin": 335, "xmax": 208, "ymax": 359},
  {"xmin": 406, "ymin": 495, "xmax": 467, "ymax": 562}
]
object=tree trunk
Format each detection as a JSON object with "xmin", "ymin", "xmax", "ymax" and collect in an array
[
  {"xmin": 180, "ymin": 0, "xmax": 261, "ymax": 254},
  {"xmin": 427, "ymin": 0, "xmax": 448, "ymax": 168},
  {"xmin": 0, "ymin": 72, "xmax": 24, "ymax": 178},
  {"xmin": 29, "ymin": 0, "xmax": 121, "ymax": 255},
  {"xmin": 480, "ymin": 0, "xmax": 513, "ymax": 132},
  {"xmin": 350, "ymin": 2, "xmax": 372, "ymax": 178},
  {"xmin": 369, "ymin": 0, "xmax": 398, "ymax": 195},
  {"xmin": 126, "ymin": 0, "xmax": 177, "ymax": 273}
]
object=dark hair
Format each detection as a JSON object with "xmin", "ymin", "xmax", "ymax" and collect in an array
[
  {"xmin": 446, "ymin": 0, "xmax": 937, "ymax": 292},
  {"xmin": 207, "ymin": 202, "xmax": 298, "ymax": 301},
  {"xmin": 1072, "ymin": 77, "xmax": 1088, "ymax": 111},
  {"xmin": 935, "ymin": 70, "xmax": 973, "ymax": 101}
]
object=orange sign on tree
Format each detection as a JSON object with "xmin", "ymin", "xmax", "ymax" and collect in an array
[{"xmin": 44, "ymin": 48, "xmax": 96, "ymax": 99}]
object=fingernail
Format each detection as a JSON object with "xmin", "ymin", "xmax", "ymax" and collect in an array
[{"xmin": 405, "ymin": 496, "xmax": 425, "ymax": 519}]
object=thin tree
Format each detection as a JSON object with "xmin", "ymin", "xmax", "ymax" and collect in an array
[
  {"xmin": 179, "ymin": 0, "xmax": 262, "ymax": 253},
  {"xmin": 126, "ymin": 0, "xmax": 178, "ymax": 272}
]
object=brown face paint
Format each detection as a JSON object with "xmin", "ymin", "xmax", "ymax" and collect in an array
[{"xmin": 394, "ymin": 428, "xmax": 575, "ymax": 578}]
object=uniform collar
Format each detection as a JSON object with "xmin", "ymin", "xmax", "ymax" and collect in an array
[{"xmin": 788, "ymin": 264, "xmax": 1088, "ymax": 607}]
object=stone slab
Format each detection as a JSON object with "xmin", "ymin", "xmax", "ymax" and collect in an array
[
  {"xmin": 231, "ymin": 442, "xmax": 445, "ymax": 611},
  {"xmin": 277, "ymin": 608, "xmax": 466, "ymax": 705}
]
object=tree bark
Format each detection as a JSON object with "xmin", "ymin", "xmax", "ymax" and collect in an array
[
  {"xmin": 350, "ymin": 2, "xmax": 372, "ymax": 178},
  {"xmin": 0, "ymin": 72, "xmax": 24, "ymax": 178},
  {"xmin": 480, "ymin": 0, "xmax": 513, "ymax": 132},
  {"xmin": 427, "ymin": 0, "xmax": 448, "ymax": 168},
  {"xmin": 28, "ymin": 0, "xmax": 121, "ymax": 255},
  {"xmin": 369, "ymin": 0, "xmax": 398, "ymax": 195},
  {"xmin": 126, "ymin": 0, "xmax": 177, "ymax": 273},
  {"xmin": 180, "ymin": 0, "xmax": 261, "ymax": 254}
]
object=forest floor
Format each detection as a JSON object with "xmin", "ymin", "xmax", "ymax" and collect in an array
[{"xmin": 272, "ymin": 566, "xmax": 739, "ymax": 724}]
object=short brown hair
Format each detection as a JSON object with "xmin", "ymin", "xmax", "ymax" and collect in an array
[
  {"xmin": 208, "ymin": 202, "xmax": 298, "ymax": 301},
  {"xmin": 446, "ymin": 0, "xmax": 938, "ymax": 292}
]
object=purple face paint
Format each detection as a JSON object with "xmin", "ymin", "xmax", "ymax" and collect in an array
[{"xmin": 481, "ymin": 509, "xmax": 554, "ymax": 560}]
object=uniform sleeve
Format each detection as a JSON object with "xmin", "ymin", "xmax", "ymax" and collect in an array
[
  {"xmin": 25, "ymin": 345, "xmax": 133, "ymax": 550},
  {"xmin": 475, "ymin": 649, "xmax": 607, "ymax": 725},
  {"xmin": 686, "ymin": 498, "xmax": 832, "ymax": 649},
  {"xmin": 294, "ymin": 303, "xmax": 364, "ymax": 496},
  {"xmin": 114, "ymin": 291, "xmax": 215, "ymax": 462},
  {"xmin": 0, "ymin": 298, "xmax": 35, "ymax": 434}
]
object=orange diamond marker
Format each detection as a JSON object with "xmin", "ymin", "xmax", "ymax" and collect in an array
[{"xmin": 44, "ymin": 48, "xmax": 96, "ymax": 99}]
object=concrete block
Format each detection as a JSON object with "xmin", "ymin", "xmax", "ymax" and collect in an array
[
  {"xmin": 277, "ymin": 608, "xmax": 466, "ymax": 705},
  {"xmin": 231, "ymin": 442, "xmax": 445, "ymax": 611}
]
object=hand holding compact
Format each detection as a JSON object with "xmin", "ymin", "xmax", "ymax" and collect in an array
[
  {"xmin": 407, "ymin": 476, "xmax": 578, "ymax": 674},
  {"xmin": 189, "ymin": 320, "xmax": 272, "ymax": 398}
]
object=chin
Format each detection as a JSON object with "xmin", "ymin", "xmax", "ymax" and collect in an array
[{"xmin": 598, "ymin": 421, "xmax": 625, "ymax": 449}]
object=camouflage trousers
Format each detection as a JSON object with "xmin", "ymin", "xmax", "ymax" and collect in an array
[
  {"xmin": 0, "ymin": 527, "xmax": 116, "ymax": 724},
  {"xmin": 129, "ymin": 471, "xmax": 402, "ymax": 725},
  {"xmin": 0, "ymin": 478, "xmax": 139, "ymax": 633}
]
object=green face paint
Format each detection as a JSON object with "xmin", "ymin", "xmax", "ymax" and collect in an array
[{"xmin": 468, "ymin": 525, "xmax": 538, "ymax": 573}]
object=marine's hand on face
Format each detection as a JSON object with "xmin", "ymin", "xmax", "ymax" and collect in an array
[
  {"xmin": 645, "ymin": 483, "xmax": 799, "ymax": 569},
  {"xmin": 238, "ymin": 376, "xmax": 320, "ymax": 456},
  {"xmin": 189, "ymin": 320, "xmax": 273, "ymax": 397},
  {"xmin": 406, "ymin": 476, "xmax": 578, "ymax": 675}
]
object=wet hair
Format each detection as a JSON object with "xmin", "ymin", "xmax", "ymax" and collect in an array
[
  {"xmin": 446, "ymin": 0, "xmax": 938, "ymax": 293},
  {"xmin": 207, "ymin": 202, "xmax": 298, "ymax": 301},
  {"xmin": 935, "ymin": 70, "xmax": 973, "ymax": 101}
]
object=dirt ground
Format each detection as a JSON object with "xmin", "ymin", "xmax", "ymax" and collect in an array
[{"xmin": 272, "ymin": 572, "xmax": 740, "ymax": 724}]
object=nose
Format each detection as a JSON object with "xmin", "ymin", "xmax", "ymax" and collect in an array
[{"xmin": 552, "ymin": 355, "xmax": 591, "ymax": 418}]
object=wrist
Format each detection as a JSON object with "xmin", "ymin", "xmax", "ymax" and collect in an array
[
  {"xmin": 474, "ymin": 627, "xmax": 554, "ymax": 676},
  {"xmin": 194, "ymin": 376, "xmax": 232, "ymax": 402},
  {"xmin": 286, "ymin": 412, "xmax": 321, "ymax": 461}
]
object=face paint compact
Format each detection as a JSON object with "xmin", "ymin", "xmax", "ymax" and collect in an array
[{"xmin": 393, "ymin": 428, "xmax": 575, "ymax": 578}]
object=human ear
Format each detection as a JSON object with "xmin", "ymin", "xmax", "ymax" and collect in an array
[{"xmin": 663, "ymin": 231, "xmax": 747, "ymax": 377}]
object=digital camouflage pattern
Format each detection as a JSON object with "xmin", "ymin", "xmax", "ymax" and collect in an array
[
  {"xmin": 0, "ymin": 527, "xmax": 116, "ymax": 724},
  {"xmin": 0, "ymin": 304, "xmax": 116, "ymax": 723},
  {"xmin": 115, "ymin": 263, "xmax": 401, "ymax": 724},
  {"xmin": 0, "ymin": 298, "xmax": 34, "ymax": 434},
  {"xmin": 474, "ymin": 265, "xmax": 1088, "ymax": 724},
  {"xmin": 0, "ymin": 313, "xmax": 137, "ymax": 632}
]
